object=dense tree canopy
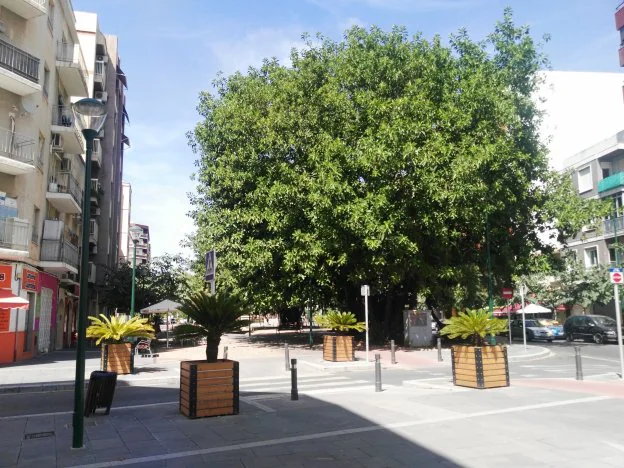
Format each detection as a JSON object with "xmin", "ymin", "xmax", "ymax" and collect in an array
[{"xmin": 188, "ymin": 10, "xmax": 605, "ymax": 339}]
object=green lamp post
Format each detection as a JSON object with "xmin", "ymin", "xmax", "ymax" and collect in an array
[
  {"xmin": 129, "ymin": 225, "xmax": 143, "ymax": 317},
  {"xmin": 71, "ymin": 98, "xmax": 107, "ymax": 449}
]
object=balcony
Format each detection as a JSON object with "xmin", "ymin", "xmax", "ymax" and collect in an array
[
  {"xmin": 90, "ymin": 179, "xmax": 101, "ymax": 206},
  {"xmin": 0, "ymin": 126, "xmax": 37, "ymax": 175},
  {"xmin": 0, "ymin": 0, "xmax": 46, "ymax": 19},
  {"xmin": 0, "ymin": 38, "xmax": 40, "ymax": 96},
  {"xmin": 91, "ymin": 139, "xmax": 102, "ymax": 167},
  {"xmin": 47, "ymin": 172, "xmax": 83, "ymax": 214},
  {"xmin": 51, "ymin": 105, "xmax": 85, "ymax": 154},
  {"xmin": 89, "ymin": 218, "xmax": 98, "ymax": 244},
  {"xmin": 56, "ymin": 42, "xmax": 88, "ymax": 97},
  {"xmin": 94, "ymin": 60, "xmax": 106, "ymax": 91},
  {"xmin": 598, "ymin": 172, "xmax": 624, "ymax": 193},
  {"xmin": 0, "ymin": 217, "xmax": 29, "ymax": 253},
  {"xmin": 617, "ymin": 1, "xmax": 624, "ymax": 31},
  {"xmin": 88, "ymin": 262, "xmax": 96, "ymax": 283},
  {"xmin": 39, "ymin": 239, "xmax": 79, "ymax": 273}
]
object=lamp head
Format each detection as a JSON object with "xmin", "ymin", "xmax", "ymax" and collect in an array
[
  {"xmin": 129, "ymin": 225, "xmax": 143, "ymax": 243},
  {"xmin": 72, "ymin": 98, "xmax": 107, "ymax": 133}
]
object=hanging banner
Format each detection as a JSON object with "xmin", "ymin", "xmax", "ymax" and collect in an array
[
  {"xmin": 22, "ymin": 268, "xmax": 39, "ymax": 293},
  {"xmin": 0, "ymin": 265, "xmax": 12, "ymax": 290}
]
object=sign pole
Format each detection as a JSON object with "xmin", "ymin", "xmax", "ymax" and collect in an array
[
  {"xmin": 520, "ymin": 284, "xmax": 527, "ymax": 351},
  {"xmin": 507, "ymin": 300, "xmax": 512, "ymax": 345},
  {"xmin": 609, "ymin": 268, "xmax": 624, "ymax": 379},
  {"xmin": 361, "ymin": 285, "xmax": 370, "ymax": 363}
]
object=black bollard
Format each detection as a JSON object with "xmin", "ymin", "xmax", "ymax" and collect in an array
[
  {"xmin": 375, "ymin": 354, "xmax": 382, "ymax": 392},
  {"xmin": 575, "ymin": 346, "xmax": 583, "ymax": 381},
  {"xmin": 390, "ymin": 340, "xmax": 396, "ymax": 364},
  {"xmin": 285, "ymin": 343, "xmax": 290, "ymax": 372},
  {"xmin": 291, "ymin": 358, "xmax": 298, "ymax": 400}
]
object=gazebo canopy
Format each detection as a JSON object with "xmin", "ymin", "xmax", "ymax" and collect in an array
[{"xmin": 140, "ymin": 299, "xmax": 182, "ymax": 315}]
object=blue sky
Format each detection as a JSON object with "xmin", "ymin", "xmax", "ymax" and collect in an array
[{"xmin": 72, "ymin": 0, "xmax": 621, "ymax": 258}]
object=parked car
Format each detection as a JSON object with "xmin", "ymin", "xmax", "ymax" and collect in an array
[
  {"xmin": 537, "ymin": 319, "xmax": 565, "ymax": 340},
  {"xmin": 563, "ymin": 315, "xmax": 622, "ymax": 344},
  {"xmin": 510, "ymin": 319, "xmax": 554, "ymax": 342}
]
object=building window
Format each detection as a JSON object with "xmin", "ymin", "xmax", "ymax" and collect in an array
[
  {"xmin": 602, "ymin": 168, "xmax": 611, "ymax": 179},
  {"xmin": 584, "ymin": 247, "xmax": 598, "ymax": 268},
  {"xmin": 609, "ymin": 246, "xmax": 619, "ymax": 267},
  {"xmin": 578, "ymin": 166, "xmax": 592, "ymax": 194},
  {"xmin": 32, "ymin": 207, "xmax": 40, "ymax": 245}
]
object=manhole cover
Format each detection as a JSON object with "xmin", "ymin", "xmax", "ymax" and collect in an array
[{"xmin": 24, "ymin": 431, "xmax": 55, "ymax": 440}]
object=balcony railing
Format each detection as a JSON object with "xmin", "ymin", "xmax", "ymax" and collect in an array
[
  {"xmin": 40, "ymin": 239, "xmax": 79, "ymax": 268},
  {"xmin": 0, "ymin": 38, "xmax": 39, "ymax": 83},
  {"xmin": 52, "ymin": 171, "xmax": 83, "ymax": 207},
  {"xmin": 51, "ymin": 105, "xmax": 75, "ymax": 127},
  {"xmin": 56, "ymin": 42, "xmax": 87, "ymax": 74},
  {"xmin": 94, "ymin": 60, "xmax": 105, "ymax": 81},
  {"xmin": 91, "ymin": 179, "xmax": 101, "ymax": 195},
  {"xmin": 0, "ymin": 217, "xmax": 29, "ymax": 251},
  {"xmin": 0, "ymin": 126, "xmax": 36, "ymax": 166}
]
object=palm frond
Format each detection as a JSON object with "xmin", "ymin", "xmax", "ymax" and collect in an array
[
  {"xmin": 86, "ymin": 314, "xmax": 155, "ymax": 345},
  {"xmin": 440, "ymin": 309, "xmax": 507, "ymax": 346},
  {"xmin": 314, "ymin": 310, "xmax": 366, "ymax": 333}
]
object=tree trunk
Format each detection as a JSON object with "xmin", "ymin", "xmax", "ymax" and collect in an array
[{"xmin": 205, "ymin": 335, "xmax": 221, "ymax": 362}]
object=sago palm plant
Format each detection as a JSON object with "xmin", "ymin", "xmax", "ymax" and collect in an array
[
  {"xmin": 314, "ymin": 310, "xmax": 366, "ymax": 334},
  {"xmin": 86, "ymin": 314, "xmax": 155, "ymax": 345},
  {"xmin": 176, "ymin": 290, "xmax": 249, "ymax": 362},
  {"xmin": 439, "ymin": 309, "xmax": 508, "ymax": 346}
]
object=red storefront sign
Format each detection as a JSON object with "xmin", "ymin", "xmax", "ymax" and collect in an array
[
  {"xmin": 0, "ymin": 265, "xmax": 12, "ymax": 290},
  {"xmin": 22, "ymin": 268, "xmax": 39, "ymax": 293},
  {"xmin": 0, "ymin": 310, "xmax": 9, "ymax": 331}
]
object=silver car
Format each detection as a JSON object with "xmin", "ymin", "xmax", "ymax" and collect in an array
[{"xmin": 511, "ymin": 319, "xmax": 554, "ymax": 342}]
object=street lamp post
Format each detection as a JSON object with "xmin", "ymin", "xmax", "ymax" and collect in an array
[
  {"xmin": 71, "ymin": 98, "xmax": 107, "ymax": 449},
  {"xmin": 129, "ymin": 225, "xmax": 143, "ymax": 317}
]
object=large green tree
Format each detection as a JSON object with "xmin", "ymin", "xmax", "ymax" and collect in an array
[{"xmin": 188, "ymin": 10, "xmax": 603, "ymax": 339}]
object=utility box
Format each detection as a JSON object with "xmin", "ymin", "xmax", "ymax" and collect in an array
[{"xmin": 403, "ymin": 309, "xmax": 432, "ymax": 347}]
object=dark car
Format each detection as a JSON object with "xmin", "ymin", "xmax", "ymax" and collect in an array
[{"xmin": 563, "ymin": 315, "xmax": 622, "ymax": 344}]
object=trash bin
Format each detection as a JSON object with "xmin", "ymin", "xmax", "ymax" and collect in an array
[{"xmin": 85, "ymin": 371, "xmax": 118, "ymax": 417}]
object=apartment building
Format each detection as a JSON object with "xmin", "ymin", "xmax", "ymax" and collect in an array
[
  {"xmin": 118, "ymin": 180, "xmax": 131, "ymax": 263},
  {"xmin": 130, "ymin": 223, "xmax": 150, "ymax": 265},
  {"xmin": 75, "ymin": 12, "xmax": 129, "ymax": 316},
  {"xmin": 0, "ymin": 2, "xmax": 129, "ymax": 364}
]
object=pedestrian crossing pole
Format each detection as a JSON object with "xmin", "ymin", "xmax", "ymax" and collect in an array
[
  {"xmin": 609, "ymin": 268, "xmax": 624, "ymax": 380},
  {"xmin": 361, "ymin": 285, "xmax": 370, "ymax": 363}
]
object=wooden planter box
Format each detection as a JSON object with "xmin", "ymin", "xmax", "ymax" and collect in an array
[
  {"xmin": 323, "ymin": 335, "xmax": 354, "ymax": 362},
  {"xmin": 180, "ymin": 359, "xmax": 239, "ymax": 419},
  {"xmin": 451, "ymin": 345, "xmax": 509, "ymax": 389},
  {"xmin": 101, "ymin": 343, "xmax": 134, "ymax": 375}
]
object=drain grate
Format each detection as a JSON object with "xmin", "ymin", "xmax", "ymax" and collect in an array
[{"xmin": 24, "ymin": 431, "xmax": 55, "ymax": 440}]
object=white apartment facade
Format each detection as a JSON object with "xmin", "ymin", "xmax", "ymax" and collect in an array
[{"xmin": 0, "ymin": 1, "xmax": 128, "ymax": 363}]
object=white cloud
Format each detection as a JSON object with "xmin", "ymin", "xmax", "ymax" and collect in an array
[
  {"xmin": 309, "ymin": 0, "xmax": 479, "ymax": 12},
  {"xmin": 209, "ymin": 27, "xmax": 308, "ymax": 75},
  {"xmin": 339, "ymin": 17, "xmax": 367, "ymax": 31}
]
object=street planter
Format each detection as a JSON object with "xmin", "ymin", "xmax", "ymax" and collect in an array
[
  {"xmin": 323, "ymin": 335, "xmax": 355, "ymax": 362},
  {"xmin": 180, "ymin": 359, "xmax": 239, "ymax": 419},
  {"xmin": 451, "ymin": 345, "xmax": 509, "ymax": 389},
  {"xmin": 101, "ymin": 343, "xmax": 134, "ymax": 375}
]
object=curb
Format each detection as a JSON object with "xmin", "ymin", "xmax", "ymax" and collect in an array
[
  {"xmin": 0, "ymin": 376, "xmax": 181, "ymax": 395},
  {"xmin": 508, "ymin": 346, "xmax": 552, "ymax": 363}
]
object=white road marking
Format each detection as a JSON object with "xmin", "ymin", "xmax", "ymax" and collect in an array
[
  {"xmin": 241, "ymin": 376, "xmax": 349, "ymax": 388},
  {"xmin": 67, "ymin": 395, "xmax": 611, "ymax": 468},
  {"xmin": 241, "ymin": 380, "xmax": 367, "ymax": 393},
  {"xmin": 240, "ymin": 398, "xmax": 275, "ymax": 413}
]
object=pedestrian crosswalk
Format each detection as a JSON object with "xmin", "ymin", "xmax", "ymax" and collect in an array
[{"xmin": 239, "ymin": 373, "xmax": 383, "ymax": 401}]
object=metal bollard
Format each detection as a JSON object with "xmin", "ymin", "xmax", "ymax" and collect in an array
[
  {"xmin": 575, "ymin": 346, "xmax": 583, "ymax": 381},
  {"xmin": 375, "ymin": 354, "xmax": 382, "ymax": 392},
  {"xmin": 390, "ymin": 340, "xmax": 396, "ymax": 364},
  {"xmin": 223, "ymin": 346, "xmax": 228, "ymax": 360},
  {"xmin": 437, "ymin": 338, "xmax": 443, "ymax": 362},
  {"xmin": 285, "ymin": 343, "xmax": 290, "ymax": 371},
  {"xmin": 291, "ymin": 358, "xmax": 298, "ymax": 400}
]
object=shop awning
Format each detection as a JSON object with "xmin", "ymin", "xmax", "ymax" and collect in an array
[{"xmin": 0, "ymin": 290, "xmax": 29, "ymax": 309}]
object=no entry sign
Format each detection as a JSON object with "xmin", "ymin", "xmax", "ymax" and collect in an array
[
  {"xmin": 501, "ymin": 288, "xmax": 513, "ymax": 299},
  {"xmin": 610, "ymin": 268, "xmax": 624, "ymax": 284}
]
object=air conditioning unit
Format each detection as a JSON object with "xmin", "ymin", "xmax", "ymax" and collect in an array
[
  {"xmin": 51, "ymin": 133, "xmax": 63, "ymax": 150},
  {"xmin": 88, "ymin": 263, "xmax": 96, "ymax": 283},
  {"xmin": 95, "ymin": 91, "xmax": 108, "ymax": 103},
  {"xmin": 92, "ymin": 207, "xmax": 101, "ymax": 216},
  {"xmin": 48, "ymin": 182, "xmax": 58, "ymax": 192},
  {"xmin": 96, "ymin": 55, "xmax": 108, "ymax": 63},
  {"xmin": 91, "ymin": 245, "xmax": 98, "ymax": 255},
  {"xmin": 60, "ymin": 158, "xmax": 72, "ymax": 172}
]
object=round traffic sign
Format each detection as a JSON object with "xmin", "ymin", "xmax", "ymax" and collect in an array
[{"xmin": 613, "ymin": 272, "xmax": 623, "ymax": 284}]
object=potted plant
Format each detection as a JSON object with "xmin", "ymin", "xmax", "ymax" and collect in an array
[
  {"xmin": 315, "ymin": 310, "xmax": 366, "ymax": 362},
  {"xmin": 175, "ymin": 290, "xmax": 248, "ymax": 419},
  {"xmin": 86, "ymin": 314, "xmax": 155, "ymax": 375},
  {"xmin": 440, "ymin": 309, "xmax": 509, "ymax": 389}
]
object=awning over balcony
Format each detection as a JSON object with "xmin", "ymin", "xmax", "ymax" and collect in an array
[{"xmin": 117, "ymin": 65, "xmax": 127, "ymax": 88}]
